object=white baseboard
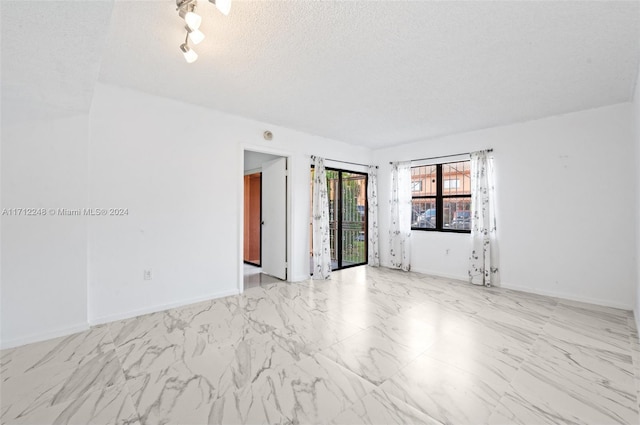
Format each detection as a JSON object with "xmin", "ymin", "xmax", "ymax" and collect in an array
[
  {"xmin": 400, "ymin": 268, "xmax": 633, "ymax": 311},
  {"xmin": 1, "ymin": 322, "xmax": 90, "ymax": 350},
  {"xmin": 409, "ymin": 267, "xmax": 468, "ymax": 283},
  {"xmin": 89, "ymin": 289, "xmax": 240, "ymax": 326},
  {"xmin": 500, "ymin": 282, "xmax": 633, "ymax": 311}
]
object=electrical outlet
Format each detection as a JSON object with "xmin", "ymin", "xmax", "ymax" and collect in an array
[
  {"xmin": 445, "ymin": 249, "xmax": 450, "ymax": 255},
  {"xmin": 143, "ymin": 269, "xmax": 152, "ymax": 281}
]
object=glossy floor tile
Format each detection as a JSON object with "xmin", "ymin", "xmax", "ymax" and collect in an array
[
  {"xmin": 1, "ymin": 266, "xmax": 638, "ymax": 424},
  {"xmin": 243, "ymin": 264, "xmax": 283, "ymax": 289},
  {"xmin": 380, "ymin": 354, "xmax": 505, "ymax": 425}
]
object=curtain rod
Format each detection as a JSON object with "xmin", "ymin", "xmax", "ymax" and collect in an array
[
  {"xmin": 311, "ymin": 155, "xmax": 378, "ymax": 169},
  {"xmin": 389, "ymin": 149, "xmax": 493, "ymax": 165}
]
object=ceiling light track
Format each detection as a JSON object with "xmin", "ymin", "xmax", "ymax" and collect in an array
[{"xmin": 176, "ymin": 0, "xmax": 231, "ymax": 63}]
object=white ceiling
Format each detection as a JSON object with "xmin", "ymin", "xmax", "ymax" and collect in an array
[
  {"xmin": 3, "ymin": 1, "xmax": 640, "ymax": 147},
  {"xmin": 1, "ymin": 1, "xmax": 114, "ymax": 120}
]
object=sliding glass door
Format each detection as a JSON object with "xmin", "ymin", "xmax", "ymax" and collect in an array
[{"xmin": 311, "ymin": 168, "xmax": 367, "ymax": 271}]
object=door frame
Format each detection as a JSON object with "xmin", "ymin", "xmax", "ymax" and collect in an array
[{"xmin": 238, "ymin": 145, "xmax": 292, "ymax": 294}]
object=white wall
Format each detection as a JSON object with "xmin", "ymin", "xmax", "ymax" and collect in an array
[
  {"xmin": 633, "ymin": 65, "xmax": 640, "ymax": 329},
  {"xmin": 374, "ymin": 103, "xmax": 637, "ymax": 309},
  {"xmin": 88, "ymin": 83, "xmax": 372, "ymax": 324},
  {"xmin": 1, "ymin": 113, "xmax": 90, "ymax": 348}
]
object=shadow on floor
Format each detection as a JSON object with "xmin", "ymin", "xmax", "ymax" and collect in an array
[{"xmin": 244, "ymin": 263, "xmax": 283, "ymax": 289}]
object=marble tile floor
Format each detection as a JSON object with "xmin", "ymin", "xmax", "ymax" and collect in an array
[
  {"xmin": 243, "ymin": 263, "xmax": 283, "ymax": 289},
  {"xmin": 1, "ymin": 266, "xmax": 639, "ymax": 424}
]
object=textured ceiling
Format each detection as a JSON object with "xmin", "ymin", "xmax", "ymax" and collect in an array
[
  {"xmin": 3, "ymin": 1, "xmax": 640, "ymax": 146},
  {"xmin": 1, "ymin": 1, "xmax": 114, "ymax": 120}
]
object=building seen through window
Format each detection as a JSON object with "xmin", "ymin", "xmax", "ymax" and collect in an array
[{"xmin": 411, "ymin": 160, "xmax": 471, "ymax": 232}]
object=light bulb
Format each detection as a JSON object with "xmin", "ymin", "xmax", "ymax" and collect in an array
[
  {"xmin": 212, "ymin": 0, "xmax": 231, "ymax": 16},
  {"xmin": 185, "ymin": 11, "xmax": 202, "ymax": 29},
  {"xmin": 180, "ymin": 43, "xmax": 198, "ymax": 63},
  {"xmin": 188, "ymin": 28, "xmax": 205, "ymax": 45},
  {"xmin": 179, "ymin": 7, "xmax": 202, "ymax": 30}
]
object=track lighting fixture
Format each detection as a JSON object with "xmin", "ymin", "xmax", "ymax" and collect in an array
[
  {"xmin": 180, "ymin": 43, "xmax": 198, "ymax": 63},
  {"xmin": 176, "ymin": 0, "xmax": 231, "ymax": 63},
  {"xmin": 209, "ymin": 0, "xmax": 231, "ymax": 16},
  {"xmin": 178, "ymin": 7, "xmax": 202, "ymax": 30},
  {"xmin": 186, "ymin": 26, "xmax": 205, "ymax": 45}
]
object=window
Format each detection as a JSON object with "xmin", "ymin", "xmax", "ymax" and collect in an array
[
  {"xmin": 443, "ymin": 179, "xmax": 460, "ymax": 189},
  {"xmin": 411, "ymin": 160, "xmax": 471, "ymax": 232}
]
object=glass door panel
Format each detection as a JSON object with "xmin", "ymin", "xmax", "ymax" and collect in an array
[
  {"xmin": 326, "ymin": 170, "xmax": 340, "ymax": 270},
  {"xmin": 310, "ymin": 167, "xmax": 367, "ymax": 272},
  {"xmin": 341, "ymin": 172, "xmax": 366, "ymax": 267}
]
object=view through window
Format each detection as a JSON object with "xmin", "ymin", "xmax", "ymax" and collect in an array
[{"xmin": 411, "ymin": 160, "xmax": 471, "ymax": 232}]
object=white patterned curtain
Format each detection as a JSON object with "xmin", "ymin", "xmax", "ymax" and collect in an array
[
  {"xmin": 389, "ymin": 161, "xmax": 412, "ymax": 271},
  {"xmin": 468, "ymin": 150, "xmax": 499, "ymax": 286},
  {"xmin": 312, "ymin": 157, "xmax": 331, "ymax": 280},
  {"xmin": 367, "ymin": 165, "xmax": 380, "ymax": 267}
]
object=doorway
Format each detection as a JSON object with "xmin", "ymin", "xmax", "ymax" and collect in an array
[
  {"xmin": 243, "ymin": 172, "xmax": 261, "ymax": 266},
  {"xmin": 310, "ymin": 167, "xmax": 368, "ymax": 271},
  {"xmin": 243, "ymin": 150, "xmax": 288, "ymax": 289}
]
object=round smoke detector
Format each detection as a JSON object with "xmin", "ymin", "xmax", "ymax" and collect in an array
[{"xmin": 263, "ymin": 130, "xmax": 273, "ymax": 141}]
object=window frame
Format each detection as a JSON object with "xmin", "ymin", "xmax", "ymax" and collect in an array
[{"xmin": 411, "ymin": 160, "xmax": 471, "ymax": 234}]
